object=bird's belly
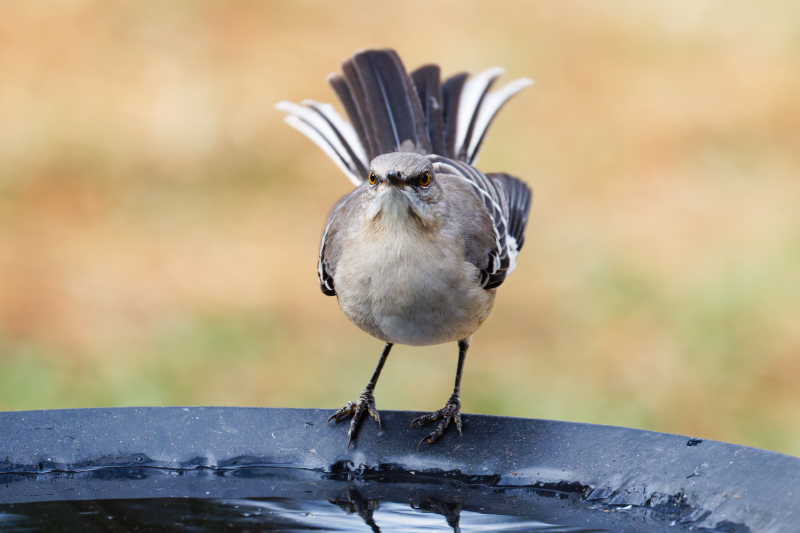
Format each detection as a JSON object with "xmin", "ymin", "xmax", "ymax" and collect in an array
[{"xmin": 334, "ymin": 238, "xmax": 496, "ymax": 346}]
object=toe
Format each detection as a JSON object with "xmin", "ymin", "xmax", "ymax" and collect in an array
[
  {"xmin": 413, "ymin": 399, "xmax": 463, "ymax": 449},
  {"xmin": 409, "ymin": 409, "xmax": 444, "ymax": 428},
  {"xmin": 368, "ymin": 406, "xmax": 381, "ymax": 428},
  {"xmin": 328, "ymin": 401, "xmax": 357, "ymax": 424}
]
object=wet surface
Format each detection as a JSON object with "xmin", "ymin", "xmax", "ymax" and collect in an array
[
  {"xmin": 0, "ymin": 497, "xmax": 606, "ymax": 532},
  {"xmin": 0, "ymin": 463, "xmax": 700, "ymax": 532}
]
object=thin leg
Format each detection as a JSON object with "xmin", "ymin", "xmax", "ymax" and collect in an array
[
  {"xmin": 410, "ymin": 338, "xmax": 469, "ymax": 449},
  {"xmin": 327, "ymin": 342, "xmax": 393, "ymax": 449}
]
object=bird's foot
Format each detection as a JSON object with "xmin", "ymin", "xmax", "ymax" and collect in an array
[
  {"xmin": 327, "ymin": 387, "xmax": 381, "ymax": 449},
  {"xmin": 412, "ymin": 498, "xmax": 462, "ymax": 532},
  {"xmin": 328, "ymin": 489, "xmax": 380, "ymax": 516},
  {"xmin": 328, "ymin": 489, "xmax": 381, "ymax": 532},
  {"xmin": 409, "ymin": 393, "xmax": 462, "ymax": 449}
]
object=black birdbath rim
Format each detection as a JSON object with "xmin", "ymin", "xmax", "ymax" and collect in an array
[{"xmin": 1, "ymin": 406, "xmax": 797, "ymax": 532}]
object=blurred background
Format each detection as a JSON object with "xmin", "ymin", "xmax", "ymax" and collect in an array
[{"xmin": 1, "ymin": 1, "xmax": 799, "ymax": 456}]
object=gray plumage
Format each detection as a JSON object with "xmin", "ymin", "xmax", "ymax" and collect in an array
[
  {"xmin": 277, "ymin": 48, "xmax": 533, "ymax": 448},
  {"xmin": 322, "ymin": 153, "xmax": 497, "ymax": 346}
]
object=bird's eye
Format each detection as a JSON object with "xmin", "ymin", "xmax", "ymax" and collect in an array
[
  {"xmin": 419, "ymin": 171, "xmax": 431, "ymax": 187},
  {"xmin": 368, "ymin": 172, "xmax": 376, "ymax": 185}
]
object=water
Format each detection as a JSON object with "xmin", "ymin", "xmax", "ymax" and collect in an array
[
  {"xmin": 0, "ymin": 497, "xmax": 607, "ymax": 532},
  {"xmin": 0, "ymin": 463, "xmax": 696, "ymax": 532}
]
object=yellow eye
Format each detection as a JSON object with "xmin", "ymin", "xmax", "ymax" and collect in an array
[
  {"xmin": 368, "ymin": 172, "xmax": 376, "ymax": 185},
  {"xmin": 419, "ymin": 171, "xmax": 431, "ymax": 187}
]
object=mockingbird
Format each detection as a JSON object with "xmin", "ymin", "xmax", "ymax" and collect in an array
[{"xmin": 277, "ymin": 49, "xmax": 533, "ymax": 449}]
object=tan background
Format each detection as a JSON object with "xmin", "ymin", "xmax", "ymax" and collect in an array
[{"xmin": 1, "ymin": 1, "xmax": 799, "ymax": 456}]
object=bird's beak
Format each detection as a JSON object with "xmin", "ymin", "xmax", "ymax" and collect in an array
[{"xmin": 386, "ymin": 170, "xmax": 405, "ymax": 189}]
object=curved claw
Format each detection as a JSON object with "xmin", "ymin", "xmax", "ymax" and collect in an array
[
  {"xmin": 368, "ymin": 405, "xmax": 382, "ymax": 430},
  {"xmin": 410, "ymin": 395, "xmax": 462, "ymax": 449},
  {"xmin": 409, "ymin": 410, "xmax": 442, "ymax": 429},
  {"xmin": 328, "ymin": 392, "xmax": 379, "ymax": 449},
  {"xmin": 417, "ymin": 435, "xmax": 432, "ymax": 451},
  {"xmin": 328, "ymin": 401, "xmax": 356, "ymax": 425}
]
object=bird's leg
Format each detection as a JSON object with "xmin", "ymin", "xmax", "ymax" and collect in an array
[
  {"xmin": 328, "ymin": 342, "xmax": 393, "ymax": 449},
  {"xmin": 410, "ymin": 338, "xmax": 469, "ymax": 449}
]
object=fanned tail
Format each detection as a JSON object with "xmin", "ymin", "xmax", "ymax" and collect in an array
[{"xmin": 277, "ymin": 49, "xmax": 533, "ymax": 183}]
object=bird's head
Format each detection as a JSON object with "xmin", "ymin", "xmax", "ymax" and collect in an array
[{"xmin": 364, "ymin": 152, "xmax": 443, "ymax": 227}]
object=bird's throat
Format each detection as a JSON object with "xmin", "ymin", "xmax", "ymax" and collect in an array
[{"xmin": 377, "ymin": 186, "xmax": 413, "ymax": 226}]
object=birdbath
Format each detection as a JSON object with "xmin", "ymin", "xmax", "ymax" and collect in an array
[{"xmin": 1, "ymin": 406, "xmax": 797, "ymax": 532}]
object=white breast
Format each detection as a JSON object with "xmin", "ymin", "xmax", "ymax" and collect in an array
[{"xmin": 334, "ymin": 213, "xmax": 495, "ymax": 346}]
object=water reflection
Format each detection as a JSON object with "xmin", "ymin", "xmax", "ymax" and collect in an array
[
  {"xmin": 0, "ymin": 496, "xmax": 608, "ymax": 532},
  {"xmin": 329, "ymin": 488, "xmax": 383, "ymax": 532}
]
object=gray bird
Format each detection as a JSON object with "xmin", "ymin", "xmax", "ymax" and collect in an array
[{"xmin": 277, "ymin": 49, "xmax": 533, "ymax": 449}]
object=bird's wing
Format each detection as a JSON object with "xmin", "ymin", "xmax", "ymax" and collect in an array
[
  {"xmin": 317, "ymin": 187, "xmax": 363, "ymax": 296},
  {"xmin": 487, "ymin": 172, "xmax": 533, "ymax": 254},
  {"xmin": 276, "ymin": 49, "xmax": 533, "ymax": 184},
  {"xmin": 430, "ymin": 156, "xmax": 532, "ymax": 289}
]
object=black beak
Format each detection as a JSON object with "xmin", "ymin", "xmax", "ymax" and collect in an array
[{"xmin": 386, "ymin": 170, "xmax": 405, "ymax": 188}]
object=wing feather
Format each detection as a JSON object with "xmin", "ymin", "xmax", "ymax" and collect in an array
[
  {"xmin": 430, "ymin": 156, "xmax": 531, "ymax": 289},
  {"xmin": 318, "ymin": 189, "xmax": 362, "ymax": 296}
]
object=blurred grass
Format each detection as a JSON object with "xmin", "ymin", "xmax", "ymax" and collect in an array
[{"xmin": 1, "ymin": 1, "xmax": 800, "ymax": 456}]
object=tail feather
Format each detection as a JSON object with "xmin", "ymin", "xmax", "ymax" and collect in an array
[
  {"xmin": 276, "ymin": 49, "xmax": 533, "ymax": 183},
  {"xmin": 349, "ymin": 52, "xmax": 400, "ymax": 155},
  {"xmin": 349, "ymin": 49, "xmax": 431, "ymax": 156},
  {"xmin": 441, "ymin": 72, "xmax": 469, "ymax": 160},
  {"xmin": 466, "ymin": 77, "xmax": 534, "ymax": 165},
  {"xmin": 411, "ymin": 64, "xmax": 446, "ymax": 157},
  {"xmin": 276, "ymin": 101, "xmax": 364, "ymax": 185},
  {"xmin": 455, "ymin": 67, "xmax": 504, "ymax": 162},
  {"xmin": 388, "ymin": 49, "xmax": 432, "ymax": 155},
  {"xmin": 327, "ymin": 73, "xmax": 373, "ymax": 175},
  {"xmin": 341, "ymin": 59, "xmax": 378, "ymax": 161},
  {"xmin": 301, "ymin": 100, "xmax": 369, "ymax": 179}
]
